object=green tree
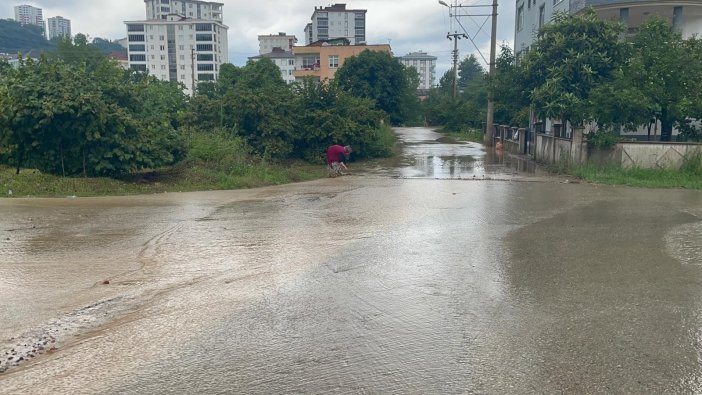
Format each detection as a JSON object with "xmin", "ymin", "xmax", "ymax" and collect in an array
[
  {"xmin": 49, "ymin": 34, "xmax": 110, "ymax": 72},
  {"xmin": 0, "ymin": 56, "xmax": 186, "ymax": 176},
  {"xmin": 489, "ymin": 45, "xmax": 530, "ymax": 127},
  {"xmin": 292, "ymin": 79, "xmax": 386, "ymax": 161},
  {"xmin": 334, "ymin": 49, "xmax": 419, "ymax": 125},
  {"xmin": 458, "ymin": 54, "xmax": 484, "ymax": 89},
  {"xmin": 522, "ymin": 8, "xmax": 625, "ymax": 127},
  {"xmin": 616, "ymin": 18, "xmax": 702, "ymax": 141}
]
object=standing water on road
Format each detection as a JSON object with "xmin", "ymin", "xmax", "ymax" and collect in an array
[{"xmin": 1, "ymin": 127, "xmax": 701, "ymax": 394}]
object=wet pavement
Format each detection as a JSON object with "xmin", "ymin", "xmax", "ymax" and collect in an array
[{"xmin": 1, "ymin": 127, "xmax": 701, "ymax": 394}]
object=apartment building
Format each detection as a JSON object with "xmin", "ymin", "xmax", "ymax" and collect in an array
[
  {"xmin": 515, "ymin": 0, "xmax": 702, "ymax": 139},
  {"xmin": 293, "ymin": 41, "xmax": 391, "ymax": 82},
  {"xmin": 14, "ymin": 4, "xmax": 44, "ymax": 33},
  {"xmin": 515, "ymin": 0, "xmax": 702, "ymax": 57},
  {"xmin": 304, "ymin": 3, "xmax": 367, "ymax": 45},
  {"xmin": 47, "ymin": 16, "xmax": 72, "ymax": 40},
  {"xmin": 125, "ymin": 0, "xmax": 228, "ymax": 94},
  {"xmin": 249, "ymin": 47, "xmax": 296, "ymax": 84},
  {"xmin": 398, "ymin": 51, "xmax": 437, "ymax": 91},
  {"xmin": 258, "ymin": 33, "xmax": 298, "ymax": 55}
]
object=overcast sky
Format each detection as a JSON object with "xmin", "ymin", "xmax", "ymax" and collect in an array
[{"xmin": 2, "ymin": 0, "xmax": 515, "ymax": 77}]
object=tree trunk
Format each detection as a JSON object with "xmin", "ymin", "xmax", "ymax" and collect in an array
[
  {"xmin": 661, "ymin": 110, "xmax": 673, "ymax": 142},
  {"xmin": 15, "ymin": 149, "xmax": 22, "ymax": 175},
  {"xmin": 60, "ymin": 143, "xmax": 66, "ymax": 178}
]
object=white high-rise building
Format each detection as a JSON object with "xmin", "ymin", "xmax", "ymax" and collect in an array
[
  {"xmin": 47, "ymin": 16, "xmax": 71, "ymax": 40},
  {"xmin": 125, "ymin": 0, "xmax": 228, "ymax": 94},
  {"xmin": 14, "ymin": 4, "xmax": 45, "ymax": 33},
  {"xmin": 258, "ymin": 33, "xmax": 297, "ymax": 55},
  {"xmin": 398, "ymin": 51, "xmax": 437, "ymax": 92},
  {"xmin": 304, "ymin": 3, "xmax": 366, "ymax": 45}
]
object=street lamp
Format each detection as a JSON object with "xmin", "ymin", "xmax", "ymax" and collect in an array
[{"xmin": 438, "ymin": 0, "xmax": 450, "ymax": 7}]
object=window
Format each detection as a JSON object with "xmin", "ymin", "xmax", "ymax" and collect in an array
[
  {"xmin": 197, "ymin": 64, "xmax": 214, "ymax": 71},
  {"xmin": 196, "ymin": 44, "xmax": 213, "ymax": 51},
  {"xmin": 159, "ymin": 35, "xmax": 165, "ymax": 40},
  {"xmin": 128, "ymin": 34, "xmax": 145, "ymax": 41},
  {"xmin": 160, "ymin": 45, "xmax": 165, "ymax": 51},
  {"xmin": 517, "ymin": 5, "xmax": 524, "ymax": 31},
  {"xmin": 328, "ymin": 55, "xmax": 339, "ymax": 68},
  {"xmin": 129, "ymin": 44, "xmax": 145, "ymax": 51},
  {"xmin": 160, "ymin": 55, "xmax": 165, "ymax": 60},
  {"xmin": 180, "ymin": 65, "xmax": 185, "ymax": 70},
  {"xmin": 127, "ymin": 24, "xmax": 145, "ymax": 32},
  {"xmin": 197, "ymin": 54, "xmax": 213, "ymax": 61},
  {"xmin": 179, "ymin": 45, "xmax": 184, "ymax": 50},
  {"xmin": 131, "ymin": 64, "xmax": 147, "ymax": 72},
  {"xmin": 196, "ymin": 34, "xmax": 212, "ymax": 41},
  {"xmin": 180, "ymin": 55, "xmax": 185, "ymax": 60},
  {"xmin": 130, "ymin": 54, "xmax": 146, "ymax": 61},
  {"xmin": 539, "ymin": 5, "xmax": 545, "ymax": 28},
  {"xmin": 198, "ymin": 73, "xmax": 215, "ymax": 81},
  {"xmin": 161, "ymin": 65, "xmax": 166, "ymax": 70},
  {"xmin": 195, "ymin": 23, "xmax": 212, "ymax": 31}
]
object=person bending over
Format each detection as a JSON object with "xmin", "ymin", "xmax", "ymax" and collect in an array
[{"xmin": 326, "ymin": 144, "xmax": 352, "ymax": 177}]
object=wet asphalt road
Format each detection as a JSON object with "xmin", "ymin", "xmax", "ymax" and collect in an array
[{"xmin": 1, "ymin": 127, "xmax": 701, "ymax": 394}]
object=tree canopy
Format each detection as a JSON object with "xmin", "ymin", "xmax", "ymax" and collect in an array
[
  {"xmin": 522, "ymin": 8, "xmax": 625, "ymax": 127},
  {"xmin": 334, "ymin": 50, "xmax": 420, "ymax": 125}
]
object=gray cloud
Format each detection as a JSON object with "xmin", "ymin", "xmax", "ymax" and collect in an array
[{"xmin": 1, "ymin": 0, "xmax": 515, "ymax": 77}]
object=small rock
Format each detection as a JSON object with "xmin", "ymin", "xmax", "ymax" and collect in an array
[{"xmin": 102, "ymin": 280, "xmax": 110, "ymax": 285}]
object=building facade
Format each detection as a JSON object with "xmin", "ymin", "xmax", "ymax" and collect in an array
[
  {"xmin": 304, "ymin": 3, "xmax": 367, "ymax": 45},
  {"xmin": 143, "ymin": 0, "xmax": 223, "ymax": 21},
  {"xmin": 398, "ymin": 51, "xmax": 437, "ymax": 91},
  {"xmin": 293, "ymin": 42, "xmax": 391, "ymax": 82},
  {"xmin": 125, "ymin": 0, "xmax": 228, "ymax": 94},
  {"xmin": 515, "ymin": 0, "xmax": 702, "ymax": 57},
  {"xmin": 47, "ymin": 16, "xmax": 71, "ymax": 40},
  {"xmin": 515, "ymin": 0, "xmax": 702, "ymax": 139},
  {"xmin": 249, "ymin": 47, "xmax": 296, "ymax": 84},
  {"xmin": 258, "ymin": 33, "xmax": 298, "ymax": 55},
  {"xmin": 14, "ymin": 4, "xmax": 44, "ymax": 33}
]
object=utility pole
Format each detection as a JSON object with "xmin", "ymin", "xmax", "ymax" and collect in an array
[
  {"xmin": 447, "ymin": 32, "xmax": 467, "ymax": 98},
  {"xmin": 438, "ymin": 0, "xmax": 498, "ymax": 144},
  {"xmin": 484, "ymin": 0, "xmax": 499, "ymax": 146}
]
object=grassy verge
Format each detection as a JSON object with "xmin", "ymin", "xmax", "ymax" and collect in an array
[
  {"xmin": 0, "ymin": 161, "xmax": 327, "ymax": 198},
  {"xmin": 0, "ymin": 126, "xmax": 399, "ymax": 198},
  {"xmin": 551, "ymin": 159, "xmax": 702, "ymax": 189}
]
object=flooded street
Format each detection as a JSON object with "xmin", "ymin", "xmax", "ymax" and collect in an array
[{"xmin": 1, "ymin": 127, "xmax": 701, "ymax": 394}]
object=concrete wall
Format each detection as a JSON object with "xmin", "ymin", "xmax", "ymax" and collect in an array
[
  {"xmin": 535, "ymin": 134, "xmax": 578, "ymax": 164},
  {"xmin": 534, "ymin": 132, "xmax": 702, "ymax": 169},
  {"xmin": 589, "ymin": 142, "xmax": 702, "ymax": 169}
]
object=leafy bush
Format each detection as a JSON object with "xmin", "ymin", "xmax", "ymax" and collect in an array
[{"xmin": 587, "ymin": 128, "xmax": 620, "ymax": 149}]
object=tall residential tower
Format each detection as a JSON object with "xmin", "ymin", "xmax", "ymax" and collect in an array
[
  {"xmin": 125, "ymin": 0, "xmax": 229, "ymax": 94},
  {"xmin": 47, "ymin": 16, "xmax": 72, "ymax": 40},
  {"xmin": 14, "ymin": 4, "xmax": 45, "ymax": 34},
  {"xmin": 304, "ymin": 3, "xmax": 366, "ymax": 45}
]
